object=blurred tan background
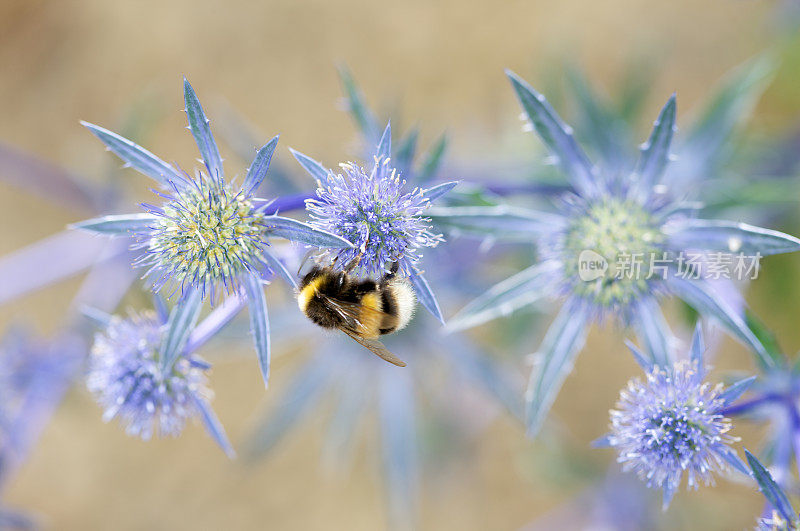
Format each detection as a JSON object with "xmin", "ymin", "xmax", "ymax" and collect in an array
[{"xmin": 2, "ymin": 0, "xmax": 800, "ymax": 529}]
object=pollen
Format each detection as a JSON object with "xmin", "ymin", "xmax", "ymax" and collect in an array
[
  {"xmin": 144, "ymin": 174, "xmax": 267, "ymax": 298},
  {"xmin": 562, "ymin": 198, "xmax": 666, "ymax": 310}
]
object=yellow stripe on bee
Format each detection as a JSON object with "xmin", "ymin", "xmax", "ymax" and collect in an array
[
  {"xmin": 297, "ymin": 276, "xmax": 325, "ymax": 312},
  {"xmin": 358, "ymin": 292, "xmax": 383, "ymax": 339}
]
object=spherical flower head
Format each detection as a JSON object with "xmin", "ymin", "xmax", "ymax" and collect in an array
[
  {"xmin": 138, "ymin": 172, "xmax": 268, "ymax": 301},
  {"xmin": 608, "ymin": 360, "xmax": 736, "ymax": 507},
  {"xmin": 306, "ymin": 158, "xmax": 442, "ymax": 277},
  {"xmin": 87, "ymin": 312, "xmax": 211, "ymax": 440},
  {"xmin": 558, "ymin": 196, "xmax": 667, "ymax": 315}
]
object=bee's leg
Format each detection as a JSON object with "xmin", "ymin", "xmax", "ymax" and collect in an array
[
  {"xmin": 343, "ymin": 253, "xmax": 361, "ymax": 273},
  {"xmin": 296, "ymin": 248, "xmax": 317, "ymax": 276},
  {"xmin": 381, "ymin": 261, "xmax": 399, "ymax": 285},
  {"xmin": 343, "ymin": 242, "xmax": 367, "ymax": 273}
]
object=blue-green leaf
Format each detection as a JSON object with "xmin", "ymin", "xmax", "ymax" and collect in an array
[
  {"xmin": 184, "ymin": 78, "xmax": 223, "ymax": 179},
  {"xmin": 632, "ymin": 297, "xmax": 672, "ymax": 368},
  {"xmin": 421, "ymin": 181, "xmax": 458, "ymax": 203},
  {"xmin": 718, "ymin": 447, "xmax": 750, "ymax": 476},
  {"xmin": 159, "ymin": 288, "xmax": 203, "ymax": 372},
  {"xmin": 427, "ymin": 205, "xmax": 564, "ymax": 241},
  {"xmin": 263, "ymin": 216, "xmax": 354, "ymax": 248},
  {"xmin": 81, "ymin": 306, "xmax": 113, "ymax": 328},
  {"xmin": 444, "ymin": 335, "xmax": 524, "ymax": 420},
  {"xmin": 379, "ymin": 368, "xmax": 419, "ymax": 529},
  {"xmin": 408, "ymin": 272, "xmax": 444, "ymax": 324},
  {"xmin": 322, "ymin": 373, "xmax": 369, "ymax": 469},
  {"xmin": 417, "ymin": 134, "xmax": 447, "ymax": 184},
  {"xmin": 506, "ymin": 70, "xmax": 597, "ymax": 197},
  {"xmin": 0, "ymin": 510, "xmax": 35, "ymax": 530},
  {"xmin": 668, "ymin": 277, "xmax": 771, "ymax": 367},
  {"xmin": 591, "ymin": 434, "xmax": 613, "ymax": 448},
  {"xmin": 687, "ymin": 54, "xmax": 776, "ymax": 164},
  {"xmin": 662, "ymin": 482, "xmax": 677, "ymax": 510},
  {"xmin": 243, "ymin": 273, "xmax": 270, "ymax": 387},
  {"xmin": 624, "ymin": 339, "xmax": 653, "ymax": 372},
  {"xmin": 690, "ymin": 322, "xmax": 705, "ymax": 367},
  {"xmin": 81, "ymin": 121, "xmax": 182, "ymax": 188},
  {"xmin": 263, "ymin": 248, "xmax": 297, "ymax": 290},
  {"xmin": 447, "ymin": 262, "xmax": 557, "ymax": 332},
  {"xmin": 245, "ymin": 355, "xmax": 333, "ymax": 459},
  {"xmin": 289, "ymin": 148, "xmax": 331, "ymax": 186},
  {"xmin": 185, "ymin": 294, "xmax": 246, "ymax": 354},
  {"xmin": 395, "ymin": 128, "xmax": 419, "ymax": 173},
  {"xmin": 635, "ymin": 94, "xmax": 676, "ymax": 192},
  {"xmin": 745, "ymin": 449, "xmax": 796, "ymax": 522},
  {"xmin": 377, "ymin": 122, "xmax": 391, "ymax": 161},
  {"xmin": 337, "ymin": 64, "xmax": 379, "ymax": 143},
  {"xmin": 153, "ymin": 293, "xmax": 169, "ymax": 322},
  {"xmin": 667, "ymin": 219, "xmax": 800, "ymax": 256},
  {"xmin": 70, "ymin": 213, "xmax": 157, "ymax": 235},
  {"xmin": 193, "ymin": 395, "xmax": 236, "ymax": 458},
  {"xmin": 525, "ymin": 299, "xmax": 591, "ymax": 437},
  {"xmin": 243, "ymin": 135, "xmax": 279, "ymax": 195},
  {"xmin": 718, "ymin": 376, "xmax": 757, "ymax": 407},
  {"xmin": 565, "ymin": 66, "xmax": 629, "ymax": 171},
  {"xmin": 746, "ymin": 311, "xmax": 785, "ymax": 371}
]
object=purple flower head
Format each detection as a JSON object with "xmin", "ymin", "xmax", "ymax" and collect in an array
[
  {"xmin": 88, "ymin": 311, "xmax": 213, "ymax": 442},
  {"xmin": 306, "ymin": 157, "xmax": 443, "ymax": 277},
  {"xmin": 599, "ymin": 327, "xmax": 755, "ymax": 509},
  {"xmin": 134, "ymin": 170, "xmax": 270, "ymax": 301},
  {"xmin": 292, "ymin": 122, "xmax": 456, "ymax": 322},
  {"xmin": 608, "ymin": 359, "xmax": 735, "ymax": 508}
]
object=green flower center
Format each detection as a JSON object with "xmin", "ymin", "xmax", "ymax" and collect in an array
[
  {"xmin": 150, "ymin": 178, "xmax": 265, "ymax": 288},
  {"xmin": 562, "ymin": 198, "xmax": 664, "ymax": 308}
]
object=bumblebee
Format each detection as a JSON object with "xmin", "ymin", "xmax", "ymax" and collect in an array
[{"xmin": 297, "ymin": 261, "xmax": 415, "ymax": 367}]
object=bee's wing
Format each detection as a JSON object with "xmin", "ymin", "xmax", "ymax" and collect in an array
[
  {"xmin": 340, "ymin": 328, "xmax": 407, "ymax": 367},
  {"xmin": 322, "ymin": 296, "xmax": 399, "ymax": 337}
]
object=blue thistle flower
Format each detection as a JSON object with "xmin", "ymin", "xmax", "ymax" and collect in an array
[
  {"xmin": 86, "ymin": 306, "xmax": 234, "ymax": 457},
  {"xmin": 598, "ymin": 326, "xmax": 751, "ymax": 509},
  {"xmin": 292, "ymin": 123, "xmax": 456, "ymax": 321},
  {"xmin": 88, "ymin": 311, "xmax": 205, "ymax": 440},
  {"xmin": 306, "ymin": 156, "xmax": 443, "ymax": 277},
  {"xmin": 438, "ymin": 71, "xmax": 800, "ymax": 436},
  {"xmin": 133, "ymin": 170, "xmax": 272, "ymax": 300},
  {"xmin": 72, "ymin": 78, "xmax": 353, "ymax": 385},
  {"xmin": 609, "ymin": 360, "xmax": 734, "ymax": 508}
]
